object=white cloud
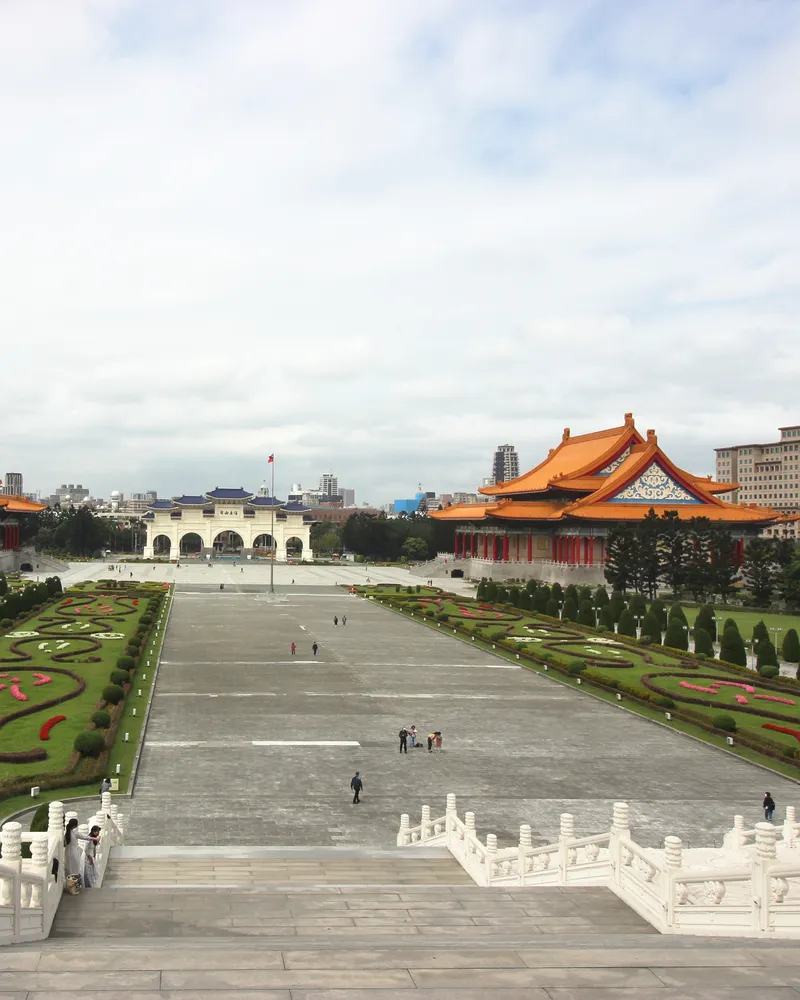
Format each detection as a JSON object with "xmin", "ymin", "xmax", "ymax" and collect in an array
[{"xmin": 1, "ymin": 0, "xmax": 799, "ymax": 503}]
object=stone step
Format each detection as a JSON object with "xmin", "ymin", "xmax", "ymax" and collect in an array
[{"xmin": 103, "ymin": 852, "xmax": 473, "ymax": 886}]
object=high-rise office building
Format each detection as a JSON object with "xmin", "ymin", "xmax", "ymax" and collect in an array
[
  {"xmin": 491, "ymin": 444, "xmax": 519, "ymax": 485},
  {"xmin": 341, "ymin": 488, "xmax": 355, "ymax": 507},
  {"xmin": 1, "ymin": 473, "xmax": 23, "ymax": 497},
  {"xmin": 715, "ymin": 424, "xmax": 800, "ymax": 512},
  {"xmin": 319, "ymin": 473, "xmax": 339, "ymax": 498}
]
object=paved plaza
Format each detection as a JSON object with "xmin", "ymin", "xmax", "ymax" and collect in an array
[{"xmin": 125, "ymin": 581, "xmax": 800, "ymax": 848}]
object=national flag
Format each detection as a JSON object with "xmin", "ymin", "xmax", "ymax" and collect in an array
[{"xmin": 268, "ymin": 454, "xmax": 274, "ymax": 463}]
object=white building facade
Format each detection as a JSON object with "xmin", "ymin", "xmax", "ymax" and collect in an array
[{"xmin": 142, "ymin": 488, "xmax": 314, "ymax": 560}]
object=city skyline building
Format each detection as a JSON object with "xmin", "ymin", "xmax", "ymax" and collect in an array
[
  {"xmin": 491, "ymin": 444, "xmax": 519, "ymax": 485},
  {"xmin": 0, "ymin": 473, "xmax": 23, "ymax": 497},
  {"xmin": 715, "ymin": 424, "xmax": 800, "ymax": 512},
  {"xmin": 319, "ymin": 472, "xmax": 339, "ymax": 498},
  {"xmin": 341, "ymin": 488, "xmax": 355, "ymax": 507}
]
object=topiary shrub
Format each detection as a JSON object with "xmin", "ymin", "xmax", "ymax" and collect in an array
[
  {"xmin": 668, "ymin": 602, "xmax": 688, "ymax": 624},
  {"xmin": 628, "ymin": 593, "xmax": 646, "ymax": 616},
  {"xmin": 29, "ymin": 801, "xmax": 50, "ymax": 832},
  {"xmin": 0, "ymin": 618, "xmax": 12, "ymax": 629},
  {"xmin": 782, "ymin": 628, "xmax": 800, "ymax": 664},
  {"xmin": 693, "ymin": 626, "xmax": 714, "ymax": 657},
  {"xmin": 650, "ymin": 598, "xmax": 667, "ymax": 630},
  {"xmin": 713, "ymin": 713, "xmax": 736, "ymax": 733},
  {"xmin": 758, "ymin": 664, "xmax": 779, "ymax": 679},
  {"xmin": 92, "ymin": 709, "xmax": 111, "ymax": 729},
  {"xmin": 435, "ymin": 611, "xmax": 448, "ymax": 622},
  {"xmin": 723, "ymin": 617, "xmax": 739, "ymax": 634},
  {"xmin": 720, "ymin": 627, "xmax": 747, "ymax": 667},
  {"xmin": 617, "ymin": 609, "xmax": 636, "ymax": 637},
  {"xmin": 74, "ymin": 730, "xmax": 106, "ymax": 757},
  {"xmin": 577, "ymin": 600, "xmax": 595, "ymax": 627},
  {"xmin": 782, "ymin": 746, "xmax": 798, "ymax": 759},
  {"xmin": 567, "ymin": 660, "xmax": 586, "ymax": 676},
  {"xmin": 124, "ymin": 645, "xmax": 138, "ymax": 658},
  {"xmin": 562, "ymin": 597, "xmax": 578, "ymax": 622},
  {"xmin": 140, "ymin": 615, "xmax": 153, "ymax": 626},
  {"xmin": 545, "ymin": 598, "xmax": 560, "ymax": 618},
  {"xmin": 641, "ymin": 611, "xmax": 662, "ymax": 643},
  {"xmin": 102, "ymin": 683, "xmax": 124, "ymax": 705},
  {"xmin": 653, "ymin": 695, "xmax": 675, "ymax": 708},
  {"xmin": 116, "ymin": 655, "xmax": 135, "ymax": 670},
  {"xmin": 664, "ymin": 617, "xmax": 689, "ymax": 651},
  {"xmin": 756, "ymin": 637, "xmax": 779, "ymax": 670},
  {"xmin": 110, "ymin": 669, "xmax": 130, "ymax": 686},
  {"xmin": 128, "ymin": 636, "xmax": 141, "ymax": 648}
]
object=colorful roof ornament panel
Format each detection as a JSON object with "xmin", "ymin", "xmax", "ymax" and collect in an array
[
  {"xmin": 596, "ymin": 444, "xmax": 633, "ymax": 476},
  {"xmin": 605, "ymin": 461, "xmax": 702, "ymax": 505}
]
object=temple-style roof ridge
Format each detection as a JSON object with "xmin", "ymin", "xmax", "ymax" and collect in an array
[
  {"xmin": 0, "ymin": 494, "xmax": 46, "ymax": 513},
  {"xmin": 205, "ymin": 487, "xmax": 254, "ymax": 500},
  {"xmin": 481, "ymin": 414, "xmax": 643, "ymax": 497},
  {"xmin": 172, "ymin": 495, "xmax": 208, "ymax": 505},
  {"xmin": 147, "ymin": 499, "xmax": 178, "ymax": 509}
]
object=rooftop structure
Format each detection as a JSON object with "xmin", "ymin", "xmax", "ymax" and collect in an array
[
  {"xmin": 491, "ymin": 444, "xmax": 519, "ymax": 485},
  {"xmin": 432, "ymin": 414, "xmax": 778, "ymax": 580}
]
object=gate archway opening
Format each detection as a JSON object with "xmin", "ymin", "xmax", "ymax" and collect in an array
[
  {"xmin": 213, "ymin": 530, "xmax": 244, "ymax": 555},
  {"xmin": 253, "ymin": 533, "xmax": 275, "ymax": 556},
  {"xmin": 285, "ymin": 536, "xmax": 303, "ymax": 558},
  {"xmin": 153, "ymin": 535, "xmax": 172, "ymax": 556},
  {"xmin": 179, "ymin": 532, "xmax": 204, "ymax": 555}
]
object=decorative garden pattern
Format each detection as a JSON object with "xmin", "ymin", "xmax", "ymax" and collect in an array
[
  {"xmin": 362, "ymin": 583, "xmax": 800, "ymax": 774},
  {"xmin": 0, "ymin": 579, "xmax": 170, "ymax": 799}
]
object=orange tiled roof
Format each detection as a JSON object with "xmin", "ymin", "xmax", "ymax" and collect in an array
[
  {"xmin": 480, "ymin": 414, "xmax": 643, "ymax": 497},
  {"xmin": 0, "ymin": 495, "xmax": 46, "ymax": 513},
  {"xmin": 431, "ymin": 503, "xmax": 492, "ymax": 521}
]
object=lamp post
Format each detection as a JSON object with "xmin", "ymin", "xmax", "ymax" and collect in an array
[
  {"xmin": 558, "ymin": 600, "xmax": 564, "ymax": 620},
  {"xmin": 634, "ymin": 615, "xmax": 644, "ymax": 639},
  {"xmin": 269, "ymin": 458, "xmax": 276, "ymax": 595},
  {"xmin": 751, "ymin": 638, "xmax": 759, "ymax": 671},
  {"xmin": 592, "ymin": 605, "xmax": 601, "ymax": 627},
  {"xmin": 713, "ymin": 615, "xmax": 726, "ymax": 645},
  {"xmin": 683, "ymin": 624, "xmax": 691, "ymax": 651},
  {"xmin": 771, "ymin": 627, "xmax": 784, "ymax": 661}
]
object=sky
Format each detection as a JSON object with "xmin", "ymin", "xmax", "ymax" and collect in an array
[{"xmin": 2, "ymin": 0, "xmax": 800, "ymax": 505}]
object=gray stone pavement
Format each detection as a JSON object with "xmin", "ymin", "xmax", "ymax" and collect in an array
[{"xmin": 125, "ymin": 584, "xmax": 800, "ymax": 848}]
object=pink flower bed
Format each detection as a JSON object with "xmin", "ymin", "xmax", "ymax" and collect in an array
[
  {"xmin": 10, "ymin": 684, "xmax": 27, "ymax": 702},
  {"xmin": 32, "ymin": 673, "xmax": 52, "ymax": 687},
  {"xmin": 679, "ymin": 681, "xmax": 718, "ymax": 694},
  {"xmin": 754, "ymin": 694, "xmax": 796, "ymax": 706},
  {"xmin": 735, "ymin": 695, "xmax": 748, "ymax": 705},
  {"xmin": 715, "ymin": 681, "xmax": 756, "ymax": 694}
]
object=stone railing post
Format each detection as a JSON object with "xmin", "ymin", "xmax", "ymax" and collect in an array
[
  {"xmin": 664, "ymin": 835, "xmax": 682, "ymax": 869},
  {"xmin": 485, "ymin": 833, "xmax": 498, "ymax": 883},
  {"xmin": 754, "ymin": 822, "xmax": 779, "ymax": 934},
  {"xmin": 610, "ymin": 802, "xmax": 629, "ymax": 887},
  {"xmin": 783, "ymin": 806, "xmax": 797, "ymax": 846},
  {"xmin": 420, "ymin": 805, "xmax": 431, "ymax": 842},
  {"xmin": 0, "ymin": 822, "xmax": 22, "ymax": 933},
  {"xmin": 445, "ymin": 793, "xmax": 457, "ymax": 835},
  {"xmin": 517, "ymin": 824, "xmax": 532, "ymax": 884},
  {"xmin": 397, "ymin": 814, "xmax": 410, "ymax": 847},
  {"xmin": 28, "ymin": 833, "xmax": 50, "ymax": 909},
  {"xmin": 559, "ymin": 813, "xmax": 576, "ymax": 880},
  {"xmin": 101, "ymin": 791, "xmax": 113, "ymax": 817},
  {"xmin": 47, "ymin": 801, "xmax": 64, "ymax": 839},
  {"xmin": 730, "ymin": 814, "xmax": 746, "ymax": 850}
]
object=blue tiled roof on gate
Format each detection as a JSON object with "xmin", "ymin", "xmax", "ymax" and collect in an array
[
  {"xmin": 147, "ymin": 499, "xmax": 178, "ymax": 509},
  {"xmin": 205, "ymin": 487, "xmax": 254, "ymax": 500},
  {"xmin": 173, "ymin": 495, "xmax": 208, "ymax": 505},
  {"xmin": 249, "ymin": 496, "xmax": 284, "ymax": 506},
  {"xmin": 282, "ymin": 502, "xmax": 310, "ymax": 512},
  {"xmin": 142, "ymin": 511, "xmax": 155, "ymax": 520}
]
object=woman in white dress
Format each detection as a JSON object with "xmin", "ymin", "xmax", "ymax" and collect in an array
[{"xmin": 64, "ymin": 819, "xmax": 100, "ymax": 886}]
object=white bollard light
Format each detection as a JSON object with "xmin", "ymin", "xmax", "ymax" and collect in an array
[
  {"xmin": 124, "ymin": 733, "xmax": 129, "ymax": 742},
  {"xmin": 132, "ymin": 708, "xmax": 137, "ymax": 717},
  {"xmin": 138, "ymin": 689, "xmax": 142, "ymax": 696},
  {"xmin": 115, "ymin": 763, "xmax": 121, "ymax": 775}
]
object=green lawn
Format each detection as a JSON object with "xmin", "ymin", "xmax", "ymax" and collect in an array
[
  {"xmin": 362, "ymin": 586, "xmax": 800, "ymax": 775},
  {"xmin": 680, "ymin": 607, "xmax": 800, "ymax": 647},
  {"xmin": 0, "ymin": 582, "xmax": 171, "ymax": 788}
]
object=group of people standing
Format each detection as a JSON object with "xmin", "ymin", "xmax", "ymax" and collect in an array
[
  {"xmin": 64, "ymin": 818, "xmax": 101, "ymax": 889},
  {"xmin": 398, "ymin": 727, "xmax": 442, "ymax": 753}
]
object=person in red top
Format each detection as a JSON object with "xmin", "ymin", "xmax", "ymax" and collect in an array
[{"xmin": 290, "ymin": 642, "xmax": 296, "ymax": 656}]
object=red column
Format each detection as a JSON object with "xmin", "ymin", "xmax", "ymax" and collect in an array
[
  {"xmin": 491, "ymin": 535, "xmax": 497, "ymax": 561},
  {"xmin": 454, "ymin": 532, "xmax": 460, "ymax": 557},
  {"xmin": 551, "ymin": 537, "xmax": 557, "ymax": 561},
  {"xmin": 567, "ymin": 536, "xmax": 573, "ymax": 565},
  {"xmin": 483, "ymin": 534, "xmax": 488, "ymax": 559},
  {"xmin": 559, "ymin": 537, "xmax": 565, "ymax": 563},
  {"xmin": 528, "ymin": 535, "xmax": 533, "ymax": 562},
  {"xmin": 583, "ymin": 537, "xmax": 589, "ymax": 564},
  {"xmin": 503, "ymin": 534, "xmax": 509, "ymax": 561},
  {"xmin": 588, "ymin": 537, "xmax": 594, "ymax": 566},
  {"xmin": 599, "ymin": 537, "xmax": 605, "ymax": 564}
]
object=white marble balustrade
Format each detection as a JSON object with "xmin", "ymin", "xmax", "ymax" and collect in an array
[
  {"xmin": 0, "ymin": 792, "xmax": 124, "ymax": 946},
  {"xmin": 398, "ymin": 794, "xmax": 800, "ymax": 938}
]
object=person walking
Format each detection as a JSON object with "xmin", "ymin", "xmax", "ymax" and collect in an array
[
  {"xmin": 763, "ymin": 792, "xmax": 776, "ymax": 822},
  {"xmin": 312, "ymin": 642, "xmax": 319, "ymax": 657},
  {"xmin": 99, "ymin": 776, "xmax": 112, "ymax": 802},
  {"xmin": 399, "ymin": 727, "xmax": 408, "ymax": 753},
  {"xmin": 334, "ymin": 616, "xmax": 338, "ymax": 627},
  {"xmin": 342, "ymin": 615, "xmax": 347, "ymax": 626},
  {"xmin": 350, "ymin": 771, "xmax": 363, "ymax": 804},
  {"xmin": 290, "ymin": 642, "xmax": 296, "ymax": 656},
  {"xmin": 407, "ymin": 725, "xmax": 417, "ymax": 748}
]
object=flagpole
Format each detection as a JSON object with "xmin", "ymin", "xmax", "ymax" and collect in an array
[{"xmin": 269, "ymin": 456, "xmax": 275, "ymax": 594}]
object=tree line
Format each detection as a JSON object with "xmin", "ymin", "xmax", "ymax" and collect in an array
[
  {"xmin": 22, "ymin": 506, "xmax": 140, "ymax": 557},
  {"xmin": 340, "ymin": 511, "xmax": 455, "ymax": 562},
  {"xmin": 604, "ymin": 509, "xmax": 797, "ymax": 606}
]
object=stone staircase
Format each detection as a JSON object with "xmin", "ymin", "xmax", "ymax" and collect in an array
[{"xmin": 6, "ymin": 849, "xmax": 799, "ymax": 997}]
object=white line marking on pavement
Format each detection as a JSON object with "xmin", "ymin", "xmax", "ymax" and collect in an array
[
  {"xmin": 251, "ymin": 740, "xmax": 360, "ymax": 747},
  {"xmin": 299, "ymin": 625, "xmax": 307, "ymax": 630}
]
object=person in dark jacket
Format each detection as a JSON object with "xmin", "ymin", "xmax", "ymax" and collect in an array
[
  {"xmin": 350, "ymin": 772, "xmax": 363, "ymax": 804},
  {"xmin": 399, "ymin": 728, "xmax": 407, "ymax": 753},
  {"xmin": 763, "ymin": 792, "xmax": 776, "ymax": 821}
]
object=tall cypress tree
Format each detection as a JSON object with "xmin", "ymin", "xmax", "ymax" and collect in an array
[
  {"xmin": 598, "ymin": 604, "xmax": 615, "ymax": 630},
  {"xmin": 756, "ymin": 637, "xmax": 779, "ymax": 670},
  {"xmin": 650, "ymin": 598, "xmax": 667, "ymax": 630},
  {"xmin": 693, "ymin": 626, "xmax": 714, "ymax": 656},
  {"xmin": 608, "ymin": 590, "xmax": 626, "ymax": 623},
  {"xmin": 617, "ymin": 608, "xmax": 636, "ymax": 637},
  {"xmin": 743, "ymin": 539, "xmax": 778, "ymax": 606},
  {"xmin": 604, "ymin": 525, "xmax": 638, "ymax": 593},
  {"xmin": 594, "ymin": 585, "xmax": 610, "ymax": 607},
  {"xmin": 695, "ymin": 603, "xmax": 716, "ymax": 641},
  {"xmin": 668, "ymin": 602, "xmax": 687, "ymax": 624},
  {"xmin": 752, "ymin": 619, "xmax": 769, "ymax": 644},
  {"xmin": 628, "ymin": 592, "xmax": 647, "ymax": 616},
  {"xmin": 551, "ymin": 582, "xmax": 563, "ymax": 603},
  {"xmin": 659, "ymin": 510, "xmax": 685, "ymax": 595},
  {"xmin": 562, "ymin": 597, "xmax": 578, "ymax": 622},
  {"xmin": 665, "ymin": 617, "xmax": 689, "ymax": 650},
  {"xmin": 640, "ymin": 610, "xmax": 662, "ymax": 642},
  {"xmin": 564, "ymin": 584, "xmax": 579, "ymax": 606},
  {"xmin": 709, "ymin": 524, "xmax": 738, "ymax": 601},
  {"xmin": 684, "ymin": 516, "xmax": 713, "ymax": 602},
  {"xmin": 533, "ymin": 587, "xmax": 550, "ymax": 614},
  {"xmin": 577, "ymin": 600, "xmax": 595, "ymax": 627},
  {"xmin": 635, "ymin": 507, "xmax": 662, "ymax": 598}
]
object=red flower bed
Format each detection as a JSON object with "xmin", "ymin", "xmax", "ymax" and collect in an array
[
  {"xmin": 39, "ymin": 715, "xmax": 66, "ymax": 741},
  {"xmin": 763, "ymin": 723, "xmax": 800, "ymax": 743}
]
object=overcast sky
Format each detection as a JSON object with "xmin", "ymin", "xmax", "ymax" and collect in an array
[{"xmin": 2, "ymin": 1, "xmax": 799, "ymax": 505}]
